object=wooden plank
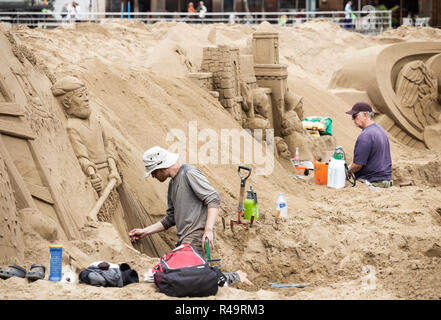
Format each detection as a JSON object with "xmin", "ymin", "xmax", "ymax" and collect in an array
[
  {"xmin": 27, "ymin": 140, "xmax": 81, "ymax": 240},
  {"xmin": 0, "ymin": 102, "xmax": 25, "ymax": 117},
  {"xmin": 0, "ymin": 135, "xmax": 36, "ymax": 210},
  {"xmin": 25, "ymin": 181, "xmax": 54, "ymax": 205},
  {"xmin": 0, "ymin": 118, "xmax": 35, "ymax": 140}
]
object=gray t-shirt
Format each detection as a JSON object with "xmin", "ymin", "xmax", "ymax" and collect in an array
[{"xmin": 160, "ymin": 164, "xmax": 221, "ymax": 252}]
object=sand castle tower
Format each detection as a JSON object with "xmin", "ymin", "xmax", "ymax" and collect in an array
[
  {"xmin": 198, "ymin": 45, "xmax": 243, "ymax": 123},
  {"xmin": 252, "ymin": 31, "xmax": 288, "ymax": 137}
]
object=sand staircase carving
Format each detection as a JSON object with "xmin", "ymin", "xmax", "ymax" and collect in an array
[
  {"xmin": 375, "ymin": 113, "xmax": 425, "ymax": 149},
  {"xmin": 329, "ymin": 42, "xmax": 441, "ymax": 150},
  {"xmin": 0, "ymin": 77, "xmax": 80, "ymax": 241}
]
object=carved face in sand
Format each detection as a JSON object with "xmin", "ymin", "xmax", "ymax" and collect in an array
[
  {"xmin": 275, "ymin": 138, "xmax": 291, "ymax": 159},
  {"xmin": 253, "ymin": 89, "xmax": 270, "ymax": 119},
  {"xmin": 65, "ymin": 87, "xmax": 91, "ymax": 119},
  {"xmin": 51, "ymin": 76, "xmax": 91, "ymax": 119}
]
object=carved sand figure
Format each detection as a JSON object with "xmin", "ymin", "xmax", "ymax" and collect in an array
[
  {"xmin": 274, "ymin": 136, "xmax": 291, "ymax": 160},
  {"xmin": 51, "ymin": 76, "xmax": 122, "ymax": 197},
  {"xmin": 280, "ymin": 91, "xmax": 314, "ymax": 161},
  {"xmin": 284, "ymin": 88, "xmax": 304, "ymax": 121},
  {"xmin": 240, "ymin": 80, "xmax": 254, "ymax": 119},
  {"xmin": 50, "ymin": 76, "xmax": 130, "ymax": 240},
  {"xmin": 253, "ymin": 88, "xmax": 271, "ymax": 119},
  {"xmin": 192, "ymin": 30, "xmax": 334, "ymax": 162},
  {"xmin": 243, "ymin": 88, "xmax": 271, "ymax": 141},
  {"xmin": 51, "ymin": 76, "xmax": 169, "ymax": 256},
  {"xmin": 395, "ymin": 60, "xmax": 439, "ymax": 128},
  {"xmin": 329, "ymin": 42, "xmax": 441, "ymax": 150}
]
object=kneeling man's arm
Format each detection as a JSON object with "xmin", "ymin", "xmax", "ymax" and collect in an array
[{"xmin": 349, "ymin": 163, "xmax": 363, "ymax": 173}]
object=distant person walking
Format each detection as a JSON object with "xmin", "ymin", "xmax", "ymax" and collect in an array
[
  {"xmin": 68, "ymin": 1, "xmax": 76, "ymax": 22},
  {"xmin": 197, "ymin": 1, "xmax": 207, "ymax": 23},
  {"xmin": 61, "ymin": 2, "xmax": 69, "ymax": 23},
  {"xmin": 187, "ymin": 2, "xmax": 197, "ymax": 21},
  {"xmin": 344, "ymin": 0, "xmax": 353, "ymax": 29},
  {"xmin": 279, "ymin": 14, "xmax": 287, "ymax": 26},
  {"xmin": 70, "ymin": 1, "xmax": 82, "ymax": 22}
]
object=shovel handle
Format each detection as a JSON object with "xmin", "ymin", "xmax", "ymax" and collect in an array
[
  {"xmin": 238, "ymin": 166, "xmax": 252, "ymax": 186},
  {"xmin": 204, "ymin": 237, "xmax": 211, "ymax": 260}
]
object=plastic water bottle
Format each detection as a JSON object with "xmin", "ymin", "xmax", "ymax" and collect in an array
[
  {"xmin": 49, "ymin": 245, "xmax": 63, "ymax": 281},
  {"xmin": 276, "ymin": 193, "xmax": 288, "ymax": 219}
]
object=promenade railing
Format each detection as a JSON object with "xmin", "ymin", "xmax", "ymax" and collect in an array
[{"xmin": 0, "ymin": 10, "xmax": 392, "ymax": 34}]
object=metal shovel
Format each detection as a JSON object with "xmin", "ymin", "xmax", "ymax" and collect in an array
[{"xmin": 230, "ymin": 165, "xmax": 252, "ymax": 232}]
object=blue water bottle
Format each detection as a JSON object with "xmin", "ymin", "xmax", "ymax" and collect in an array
[{"xmin": 49, "ymin": 245, "xmax": 63, "ymax": 281}]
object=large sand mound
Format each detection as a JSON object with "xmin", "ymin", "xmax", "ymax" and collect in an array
[{"xmin": 1, "ymin": 20, "xmax": 441, "ymax": 300}]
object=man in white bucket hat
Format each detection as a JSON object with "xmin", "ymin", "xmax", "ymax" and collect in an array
[{"xmin": 129, "ymin": 146, "xmax": 220, "ymax": 257}]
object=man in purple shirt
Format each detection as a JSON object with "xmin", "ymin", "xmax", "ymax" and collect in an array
[{"xmin": 346, "ymin": 102, "xmax": 393, "ymax": 188}]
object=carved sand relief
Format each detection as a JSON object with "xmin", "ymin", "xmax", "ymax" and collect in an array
[
  {"xmin": 0, "ymin": 62, "xmax": 79, "ymax": 242},
  {"xmin": 329, "ymin": 42, "xmax": 441, "ymax": 150},
  {"xmin": 51, "ymin": 76, "xmax": 169, "ymax": 257},
  {"xmin": 190, "ymin": 31, "xmax": 335, "ymax": 162}
]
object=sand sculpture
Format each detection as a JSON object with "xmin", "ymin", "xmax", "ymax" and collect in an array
[
  {"xmin": 50, "ymin": 76, "xmax": 169, "ymax": 257},
  {"xmin": 189, "ymin": 31, "xmax": 335, "ymax": 162},
  {"xmin": 0, "ymin": 37, "xmax": 81, "ymax": 264},
  {"xmin": 329, "ymin": 42, "xmax": 441, "ymax": 151},
  {"xmin": 51, "ymin": 76, "xmax": 123, "ymax": 219},
  {"xmin": 274, "ymin": 136, "xmax": 291, "ymax": 160},
  {"xmin": 0, "ymin": 28, "xmax": 170, "ymax": 266}
]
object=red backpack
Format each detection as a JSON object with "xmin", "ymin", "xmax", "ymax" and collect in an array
[{"xmin": 152, "ymin": 243, "xmax": 223, "ymax": 297}]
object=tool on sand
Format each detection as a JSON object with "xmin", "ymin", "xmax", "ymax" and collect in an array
[
  {"xmin": 270, "ymin": 282, "xmax": 312, "ymax": 288},
  {"xmin": 205, "ymin": 237, "xmax": 222, "ymax": 269},
  {"xmin": 230, "ymin": 165, "xmax": 253, "ymax": 232}
]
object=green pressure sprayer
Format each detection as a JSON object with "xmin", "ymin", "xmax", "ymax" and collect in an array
[{"xmin": 243, "ymin": 185, "xmax": 259, "ymax": 224}]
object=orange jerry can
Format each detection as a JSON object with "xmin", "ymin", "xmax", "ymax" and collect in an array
[{"xmin": 313, "ymin": 161, "xmax": 328, "ymax": 185}]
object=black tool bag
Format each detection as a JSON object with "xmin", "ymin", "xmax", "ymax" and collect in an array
[{"xmin": 153, "ymin": 243, "xmax": 223, "ymax": 297}]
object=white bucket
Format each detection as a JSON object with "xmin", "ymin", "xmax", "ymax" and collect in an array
[{"xmin": 327, "ymin": 158, "xmax": 346, "ymax": 189}]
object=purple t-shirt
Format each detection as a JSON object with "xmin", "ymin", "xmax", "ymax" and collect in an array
[{"xmin": 353, "ymin": 123, "xmax": 392, "ymax": 182}]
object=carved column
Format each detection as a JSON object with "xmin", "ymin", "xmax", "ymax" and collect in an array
[{"xmin": 253, "ymin": 32, "xmax": 288, "ymax": 137}]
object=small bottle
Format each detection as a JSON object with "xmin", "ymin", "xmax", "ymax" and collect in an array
[
  {"xmin": 276, "ymin": 193, "xmax": 288, "ymax": 219},
  {"xmin": 293, "ymin": 147, "xmax": 300, "ymax": 165},
  {"xmin": 49, "ymin": 245, "xmax": 63, "ymax": 282}
]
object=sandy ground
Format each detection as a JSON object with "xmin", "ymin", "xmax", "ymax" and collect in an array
[{"xmin": 1, "ymin": 20, "xmax": 441, "ymax": 300}]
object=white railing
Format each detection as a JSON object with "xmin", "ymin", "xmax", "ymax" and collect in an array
[{"xmin": 0, "ymin": 10, "xmax": 392, "ymax": 34}]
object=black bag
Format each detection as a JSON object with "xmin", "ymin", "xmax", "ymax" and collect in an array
[
  {"xmin": 153, "ymin": 243, "xmax": 223, "ymax": 297},
  {"xmin": 79, "ymin": 262, "xmax": 139, "ymax": 287}
]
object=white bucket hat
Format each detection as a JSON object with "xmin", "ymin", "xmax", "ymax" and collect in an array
[{"xmin": 142, "ymin": 146, "xmax": 179, "ymax": 178}]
